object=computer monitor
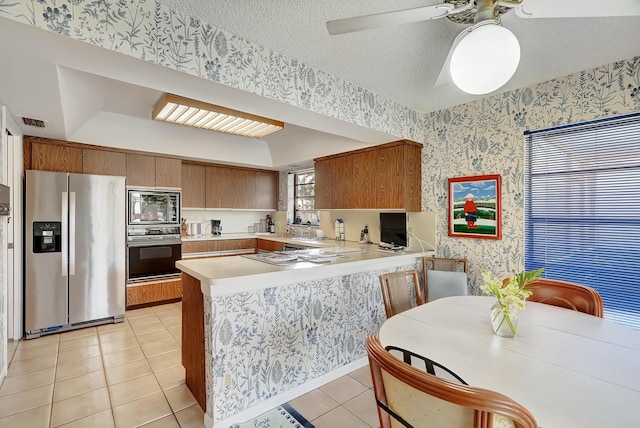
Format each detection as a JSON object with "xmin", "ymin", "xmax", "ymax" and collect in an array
[{"xmin": 379, "ymin": 212, "xmax": 408, "ymax": 248}]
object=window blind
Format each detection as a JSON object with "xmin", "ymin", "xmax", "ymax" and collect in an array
[{"xmin": 525, "ymin": 113, "xmax": 640, "ymax": 330}]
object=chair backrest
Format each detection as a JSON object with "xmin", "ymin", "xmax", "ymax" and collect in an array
[
  {"xmin": 525, "ymin": 278, "xmax": 604, "ymax": 318},
  {"xmin": 422, "ymin": 257, "xmax": 468, "ymax": 302},
  {"xmin": 379, "ymin": 270, "xmax": 423, "ymax": 318},
  {"xmin": 366, "ymin": 335, "xmax": 538, "ymax": 428}
]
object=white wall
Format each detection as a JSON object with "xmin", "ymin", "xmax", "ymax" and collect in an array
[{"xmin": 182, "ymin": 209, "xmax": 274, "ymax": 235}]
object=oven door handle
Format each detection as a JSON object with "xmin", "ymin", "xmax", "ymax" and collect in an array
[{"xmin": 127, "ymin": 240, "xmax": 182, "ymax": 247}]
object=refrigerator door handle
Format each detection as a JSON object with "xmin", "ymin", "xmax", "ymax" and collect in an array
[
  {"xmin": 61, "ymin": 192, "xmax": 68, "ymax": 277},
  {"xmin": 69, "ymin": 191, "xmax": 76, "ymax": 276}
]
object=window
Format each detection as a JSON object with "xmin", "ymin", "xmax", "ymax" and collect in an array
[
  {"xmin": 525, "ymin": 113, "xmax": 640, "ymax": 330},
  {"xmin": 290, "ymin": 170, "xmax": 318, "ymax": 225}
]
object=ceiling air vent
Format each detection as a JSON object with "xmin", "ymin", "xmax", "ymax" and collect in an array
[{"xmin": 21, "ymin": 117, "xmax": 46, "ymax": 128}]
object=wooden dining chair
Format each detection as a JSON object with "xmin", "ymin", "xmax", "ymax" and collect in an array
[
  {"xmin": 525, "ymin": 278, "xmax": 604, "ymax": 318},
  {"xmin": 379, "ymin": 270, "xmax": 423, "ymax": 318},
  {"xmin": 366, "ymin": 335, "xmax": 539, "ymax": 428},
  {"xmin": 422, "ymin": 257, "xmax": 468, "ymax": 302}
]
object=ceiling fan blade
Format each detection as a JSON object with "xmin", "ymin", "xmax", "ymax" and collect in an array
[
  {"xmin": 326, "ymin": 2, "xmax": 470, "ymax": 35},
  {"xmin": 516, "ymin": 0, "xmax": 640, "ymax": 18},
  {"xmin": 434, "ymin": 33, "xmax": 460, "ymax": 87}
]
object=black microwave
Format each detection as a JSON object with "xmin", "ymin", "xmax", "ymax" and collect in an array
[{"xmin": 127, "ymin": 189, "xmax": 180, "ymax": 225}]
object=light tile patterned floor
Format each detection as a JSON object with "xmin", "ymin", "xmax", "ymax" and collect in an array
[{"xmin": 0, "ymin": 302, "xmax": 379, "ymax": 427}]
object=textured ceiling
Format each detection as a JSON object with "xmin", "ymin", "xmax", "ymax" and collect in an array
[
  {"xmin": 2, "ymin": 1, "xmax": 640, "ymax": 170},
  {"xmin": 157, "ymin": 0, "xmax": 640, "ymax": 113}
]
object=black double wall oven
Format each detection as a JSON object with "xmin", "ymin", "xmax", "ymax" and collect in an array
[{"xmin": 126, "ymin": 188, "xmax": 182, "ymax": 283}]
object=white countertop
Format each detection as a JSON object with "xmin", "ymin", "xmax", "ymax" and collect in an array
[
  {"xmin": 181, "ymin": 233, "xmax": 264, "ymax": 241},
  {"xmin": 181, "ymin": 232, "xmax": 336, "ymax": 246},
  {"xmin": 177, "ymin": 242, "xmax": 431, "ymax": 296}
]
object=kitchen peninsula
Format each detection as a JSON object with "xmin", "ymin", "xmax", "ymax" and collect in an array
[{"xmin": 176, "ymin": 240, "xmax": 431, "ymax": 427}]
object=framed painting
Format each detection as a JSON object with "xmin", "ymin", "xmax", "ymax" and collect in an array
[{"xmin": 448, "ymin": 174, "xmax": 501, "ymax": 240}]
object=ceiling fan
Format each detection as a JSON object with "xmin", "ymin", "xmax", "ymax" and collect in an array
[{"xmin": 327, "ymin": 0, "xmax": 640, "ymax": 95}]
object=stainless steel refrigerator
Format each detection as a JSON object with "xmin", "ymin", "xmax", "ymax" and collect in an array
[{"xmin": 25, "ymin": 170, "xmax": 126, "ymax": 338}]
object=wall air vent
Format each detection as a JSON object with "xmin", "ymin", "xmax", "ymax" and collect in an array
[{"xmin": 21, "ymin": 117, "xmax": 46, "ymax": 128}]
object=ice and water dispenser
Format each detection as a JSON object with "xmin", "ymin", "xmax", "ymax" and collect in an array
[{"xmin": 33, "ymin": 222, "xmax": 62, "ymax": 253}]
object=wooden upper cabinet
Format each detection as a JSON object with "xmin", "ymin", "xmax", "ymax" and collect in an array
[
  {"xmin": 83, "ymin": 149, "xmax": 126, "ymax": 176},
  {"xmin": 403, "ymin": 143, "xmax": 422, "ymax": 212},
  {"xmin": 254, "ymin": 170, "xmax": 278, "ymax": 210},
  {"xmin": 208, "ymin": 165, "xmax": 255, "ymax": 209},
  {"xmin": 376, "ymin": 145, "xmax": 404, "ymax": 209},
  {"xmin": 227, "ymin": 168, "xmax": 255, "ymax": 209},
  {"xmin": 206, "ymin": 165, "xmax": 277, "ymax": 209},
  {"xmin": 156, "ymin": 157, "xmax": 182, "ymax": 188},
  {"xmin": 353, "ymin": 150, "xmax": 379, "ymax": 209},
  {"xmin": 183, "ymin": 163, "xmax": 206, "ymax": 208},
  {"xmin": 127, "ymin": 155, "xmax": 181, "ymax": 188},
  {"xmin": 126, "ymin": 153, "xmax": 156, "ymax": 187},
  {"xmin": 30, "ymin": 141, "xmax": 83, "ymax": 173},
  {"xmin": 334, "ymin": 155, "xmax": 354, "ymax": 209},
  {"xmin": 314, "ymin": 159, "xmax": 334, "ymax": 210},
  {"xmin": 314, "ymin": 140, "xmax": 422, "ymax": 211},
  {"xmin": 205, "ymin": 165, "xmax": 223, "ymax": 208}
]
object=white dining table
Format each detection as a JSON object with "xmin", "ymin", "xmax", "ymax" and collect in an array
[{"xmin": 378, "ymin": 295, "xmax": 640, "ymax": 428}]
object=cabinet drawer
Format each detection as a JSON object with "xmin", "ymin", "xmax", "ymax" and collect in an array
[{"xmin": 182, "ymin": 239, "xmax": 257, "ymax": 255}]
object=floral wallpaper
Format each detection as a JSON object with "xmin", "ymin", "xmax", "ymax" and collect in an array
[
  {"xmin": 422, "ymin": 58, "xmax": 640, "ymax": 293},
  {"xmin": 204, "ymin": 261, "xmax": 420, "ymax": 424}
]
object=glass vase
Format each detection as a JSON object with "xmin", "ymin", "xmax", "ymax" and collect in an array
[{"xmin": 490, "ymin": 303, "xmax": 519, "ymax": 337}]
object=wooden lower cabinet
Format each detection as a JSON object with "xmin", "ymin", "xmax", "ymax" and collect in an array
[
  {"xmin": 126, "ymin": 279, "xmax": 182, "ymax": 307},
  {"xmin": 257, "ymin": 238, "xmax": 284, "ymax": 252},
  {"xmin": 181, "ymin": 273, "xmax": 206, "ymax": 411},
  {"xmin": 182, "ymin": 238, "xmax": 257, "ymax": 255}
]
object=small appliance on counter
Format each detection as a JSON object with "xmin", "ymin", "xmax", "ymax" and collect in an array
[
  {"xmin": 334, "ymin": 218, "xmax": 345, "ymax": 241},
  {"xmin": 359, "ymin": 225, "xmax": 370, "ymax": 244},
  {"xmin": 265, "ymin": 214, "xmax": 275, "ymax": 233},
  {"xmin": 212, "ymin": 219, "xmax": 222, "ymax": 235},
  {"xmin": 187, "ymin": 222, "xmax": 208, "ymax": 237}
]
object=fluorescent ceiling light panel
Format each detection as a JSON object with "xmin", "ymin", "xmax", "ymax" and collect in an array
[{"xmin": 152, "ymin": 94, "xmax": 284, "ymax": 139}]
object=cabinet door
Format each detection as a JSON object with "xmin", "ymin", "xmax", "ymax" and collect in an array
[
  {"xmin": 212, "ymin": 167, "xmax": 255, "ymax": 209},
  {"xmin": 126, "ymin": 154, "xmax": 156, "ymax": 187},
  {"xmin": 83, "ymin": 149, "xmax": 126, "ymax": 176},
  {"xmin": 257, "ymin": 239, "xmax": 284, "ymax": 252},
  {"xmin": 205, "ymin": 165, "xmax": 223, "ymax": 208},
  {"xmin": 182, "ymin": 163, "xmax": 206, "ymax": 208},
  {"xmin": 314, "ymin": 159, "xmax": 333, "ymax": 209},
  {"xmin": 232, "ymin": 169, "xmax": 256, "ymax": 209},
  {"xmin": 376, "ymin": 145, "xmax": 404, "ymax": 208},
  {"xmin": 254, "ymin": 171, "xmax": 278, "ymax": 210},
  {"xmin": 183, "ymin": 239, "xmax": 258, "ymax": 254},
  {"xmin": 31, "ymin": 142, "xmax": 83, "ymax": 173},
  {"xmin": 156, "ymin": 157, "xmax": 182, "ymax": 188},
  {"xmin": 334, "ymin": 155, "xmax": 354, "ymax": 209},
  {"xmin": 353, "ymin": 150, "xmax": 377, "ymax": 209},
  {"xmin": 404, "ymin": 144, "xmax": 422, "ymax": 212}
]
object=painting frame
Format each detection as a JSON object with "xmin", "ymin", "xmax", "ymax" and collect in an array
[{"xmin": 448, "ymin": 174, "xmax": 502, "ymax": 240}]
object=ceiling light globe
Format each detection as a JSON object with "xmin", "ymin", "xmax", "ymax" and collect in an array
[{"xmin": 450, "ymin": 23, "xmax": 520, "ymax": 95}]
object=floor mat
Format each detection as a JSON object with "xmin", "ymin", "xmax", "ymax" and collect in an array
[{"xmin": 230, "ymin": 403, "xmax": 314, "ymax": 428}]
